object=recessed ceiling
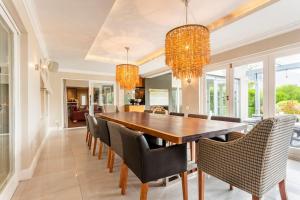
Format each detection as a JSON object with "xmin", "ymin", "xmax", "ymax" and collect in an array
[
  {"xmin": 86, "ymin": 0, "xmax": 249, "ymax": 64},
  {"xmin": 31, "ymin": 0, "xmax": 300, "ymax": 75},
  {"xmin": 32, "ymin": 0, "xmax": 117, "ymax": 75}
]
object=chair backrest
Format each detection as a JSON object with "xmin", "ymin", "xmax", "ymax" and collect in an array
[
  {"xmin": 119, "ymin": 126, "xmax": 149, "ymax": 180},
  {"xmin": 241, "ymin": 115, "xmax": 295, "ymax": 192},
  {"xmin": 188, "ymin": 114, "xmax": 208, "ymax": 119},
  {"xmin": 107, "ymin": 121, "xmax": 124, "ymax": 157},
  {"xmin": 87, "ymin": 115, "xmax": 98, "ymax": 137},
  {"xmin": 84, "ymin": 113, "xmax": 90, "ymax": 131},
  {"xmin": 169, "ymin": 112, "xmax": 184, "ymax": 117},
  {"xmin": 211, "ymin": 116, "xmax": 241, "ymax": 123},
  {"xmin": 144, "ymin": 109, "xmax": 153, "ymax": 113},
  {"xmin": 96, "ymin": 118, "xmax": 111, "ymax": 146}
]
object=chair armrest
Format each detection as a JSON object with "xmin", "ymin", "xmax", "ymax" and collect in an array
[
  {"xmin": 142, "ymin": 144, "xmax": 187, "ymax": 183},
  {"xmin": 227, "ymin": 131, "xmax": 245, "ymax": 141}
]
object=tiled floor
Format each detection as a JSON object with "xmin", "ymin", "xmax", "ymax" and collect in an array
[{"xmin": 11, "ymin": 128, "xmax": 300, "ymax": 200}]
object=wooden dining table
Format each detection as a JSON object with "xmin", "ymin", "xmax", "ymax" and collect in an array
[{"xmin": 97, "ymin": 112, "xmax": 247, "ymax": 144}]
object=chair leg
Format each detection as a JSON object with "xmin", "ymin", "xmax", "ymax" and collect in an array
[
  {"xmin": 86, "ymin": 131, "xmax": 89, "ymax": 143},
  {"xmin": 121, "ymin": 163, "xmax": 128, "ymax": 195},
  {"xmin": 140, "ymin": 183, "xmax": 149, "ymax": 200},
  {"xmin": 279, "ymin": 179, "xmax": 287, "ymax": 200},
  {"xmin": 109, "ymin": 151, "xmax": 115, "ymax": 173},
  {"xmin": 98, "ymin": 142, "xmax": 103, "ymax": 160},
  {"xmin": 198, "ymin": 170, "xmax": 205, "ymax": 200},
  {"xmin": 119, "ymin": 160, "xmax": 124, "ymax": 188},
  {"xmin": 92, "ymin": 137, "xmax": 97, "ymax": 156},
  {"xmin": 88, "ymin": 134, "xmax": 92, "ymax": 149},
  {"xmin": 252, "ymin": 196, "xmax": 260, "ymax": 200},
  {"xmin": 180, "ymin": 172, "xmax": 188, "ymax": 200},
  {"xmin": 229, "ymin": 185, "xmax": 233, "ymax": 191},
  {"xmin": 107, "ymin": 147, "xmax": 112, "ymax": 169}
]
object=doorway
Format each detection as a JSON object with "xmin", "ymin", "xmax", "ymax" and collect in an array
[{"xmin": 63, "ymin": 79, "xmax": 89, "ymax": 128}]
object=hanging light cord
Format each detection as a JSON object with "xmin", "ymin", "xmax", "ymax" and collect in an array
[
  {"xmin": 185, "ymin": 0, "xmax": 189, "ymax": 24},
  {"xmin": 125, "ymin": 47, "xmax": 129, "ymax": 65}
]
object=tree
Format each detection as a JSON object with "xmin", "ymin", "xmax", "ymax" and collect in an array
[{"xmin": 276, "ymin": 85, "xmax": 300, "ymax": 103}]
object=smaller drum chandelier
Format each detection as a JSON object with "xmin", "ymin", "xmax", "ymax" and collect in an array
[
  {"xmin": 165, "ymin": 0, "xmax": 210, "ymax": 79},
  {"xmin": 116, "ymin": 47, "xmax": 139, "ymax": 90}
]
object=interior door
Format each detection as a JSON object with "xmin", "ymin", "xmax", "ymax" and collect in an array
[{"xmin": 0, "ymin": 14, "xmax": 12, "ymax": 191}]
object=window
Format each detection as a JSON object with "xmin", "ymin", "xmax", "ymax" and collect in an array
[
  {"xmin": 149, "ymin": 89, "xmax": 169, "ymax": 106},
  {"xmin": 275, "ymin": 53, "xmax": 300, "ymax": 148}
]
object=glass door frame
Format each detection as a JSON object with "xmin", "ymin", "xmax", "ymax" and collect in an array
[
  {"xmin": 229, "ymin": 56, "xmax": 269, "ymax": 119},
  {"xmin": 0, "ymin": 2, "xmax": 21, "ymax": 199},
  {"xmin": 89, "ymin": 80, "xmax": 117, "ymax": 115},
  {"xmin": 202, "ymin": 64, "xmax": 230, "ymax": 116}
]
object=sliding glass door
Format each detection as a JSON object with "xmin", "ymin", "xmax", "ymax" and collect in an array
[
  {"xmin": 205, "ymin": 69, "xmax": 228, "ymax": 116},
  {"xmin": 274, "ymin": 53, "xmax": 300, "ymax": 148},
  {"xmin": 0, "ymin": 15, "xmax": 13, "ymax": 191},
  {"xmin": 233, "ymin": 62, "xmax": 264, "ymax": 121}
]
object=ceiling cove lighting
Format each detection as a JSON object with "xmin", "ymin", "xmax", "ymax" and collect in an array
[
  {"xmin": 165, "ymin": 0, "xmax": 210, "ymax": 79},
  {"xmin": 116, "ymin": 47, "xmax": 139, "ymax": 90}
]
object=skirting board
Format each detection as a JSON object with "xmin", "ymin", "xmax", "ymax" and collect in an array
[{"xmin": 18, "ymin": 127, "xmax": 55, "ymax": 180}]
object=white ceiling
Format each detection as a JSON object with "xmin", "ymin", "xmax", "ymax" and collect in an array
[
  {"xmin": 31, "ymin": 0, "xmax": 300, "ymax": 76},
  {"xmin": 32, "ymin": 0, "xmax": 117, "ymax": 74}
]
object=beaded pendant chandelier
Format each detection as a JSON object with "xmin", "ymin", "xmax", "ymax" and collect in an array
[
  {"xmin": 165, "ymin": 0, "xmax": 210, "ymax": 79},
  {"xmin": 116, "ymin": 47, "xmax": 139, "ymax": 90}
]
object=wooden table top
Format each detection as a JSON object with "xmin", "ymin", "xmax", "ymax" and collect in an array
[{"xmin": 97, "ymin": 112, "xmax": 247, "ymax": 144}]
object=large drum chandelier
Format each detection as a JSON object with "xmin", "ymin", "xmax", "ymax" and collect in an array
[
  {"xmin": 165, "ymin": 0, "xmax": 210, "ymax": 79},
  {"xmin": 116, "ymin": 47, "xmax": 139, "ymax": 90}
]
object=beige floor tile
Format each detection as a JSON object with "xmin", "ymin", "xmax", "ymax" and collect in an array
[{"xmin": 11, "ymin": 127, "xmax": 300, "ymax": 200}]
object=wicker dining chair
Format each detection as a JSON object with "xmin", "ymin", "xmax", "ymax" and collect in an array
[{"xmin": 196, "ymin": 115, "xmax": 296, "ymax": 200}]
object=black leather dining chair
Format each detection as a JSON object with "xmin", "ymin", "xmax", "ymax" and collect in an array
[
  {"xmin": 87, "ymin": 115, "xmax": 100, "ymax": 155},
  {"xmin": 84, "ymin": 113, "xmax": 90, "ymax": 144},
  {"xmin": 107, "ymin": 121, "xmax": 125, "ymax": 176},
  {"xmin": 187, "ymin": 114, "xmax": 208, "ymax": 119},
  {"xmin": 96, "ymin": 118, "xmax": 112, "ymax": 168},
  {"xmin": 210, "ymin": 116, "xmax": 241, "ymax": 142},
  {"xmin": 119, "ymin": 126, "xmax": 188, "ymax": 200},
  {"xmin": 169, "ymin": 112, "xmax": 185, "ymax": 117}
]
